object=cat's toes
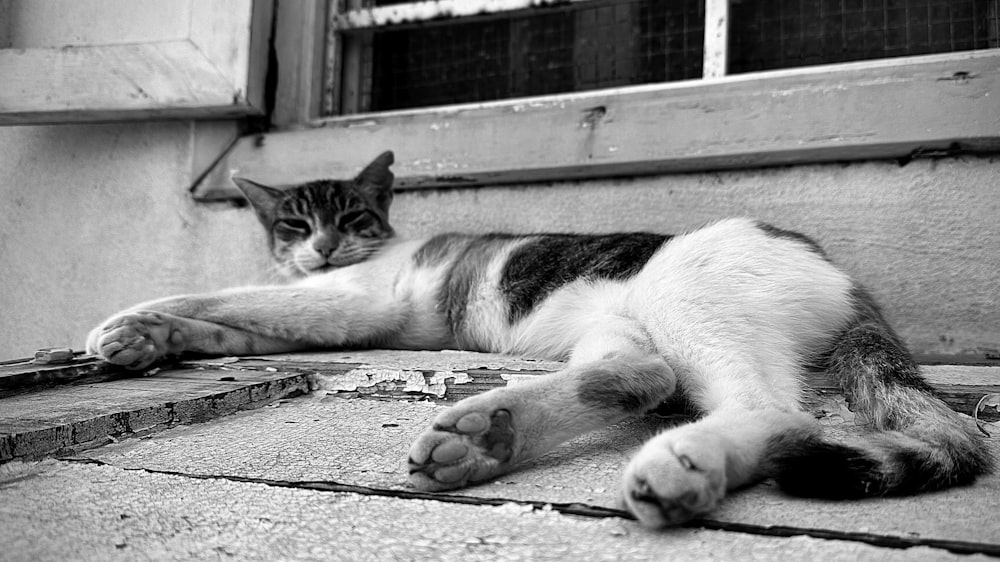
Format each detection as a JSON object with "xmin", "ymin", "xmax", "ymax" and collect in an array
[
  {"xmin": 619, "ymin": 432, "xmax": 728, "ymax": 528},
  {"xmin": 407, "ymin": 408, "xmax": 517, "ymax": 491},
  {"xmin": 86, "ymin": 311, "xmax": 174, "ymax": 370}
]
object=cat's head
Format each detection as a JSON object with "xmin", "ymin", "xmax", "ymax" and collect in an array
[{"xmin": 232, "ymin": 151, "xmax": 397, "ymax": 279}]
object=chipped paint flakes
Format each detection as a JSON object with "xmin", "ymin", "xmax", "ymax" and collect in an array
[
  {"xmin": 500, "ymin": 373, "xmax": 541, "ymax": 387},
  {"xmin": 315, "ymin": 367, "xmax": 471, "ymax": 398}
]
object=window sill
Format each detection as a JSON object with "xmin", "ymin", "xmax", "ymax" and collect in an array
[{"xmin": 198, "ymin": 50, "xmax": 1000, "ymax": 199}]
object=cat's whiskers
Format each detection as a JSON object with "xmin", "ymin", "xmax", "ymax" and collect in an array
[{"xmin": 264, "ymin": 265, "xmax": 293, "ymax": 284}]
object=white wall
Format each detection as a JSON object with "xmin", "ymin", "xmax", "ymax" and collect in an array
[
  {"xmin": 1, "ymin": 119, "xmax": 996, "ymax": 359},
  {"xmin": 0, "ymin": 121, "xmax": 272, "ymax": 358}
]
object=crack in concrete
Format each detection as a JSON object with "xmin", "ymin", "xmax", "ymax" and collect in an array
[{"xmin": 62, "ymin": 457, "xmax": 999, "ymax": 557}]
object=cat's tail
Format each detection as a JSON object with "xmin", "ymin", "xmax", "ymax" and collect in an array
[{"xmin": 770, "ymin": 286, "xmax": 994, "ymax": 498}]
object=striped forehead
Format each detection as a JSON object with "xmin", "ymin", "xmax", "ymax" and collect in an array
[{"xmin": 276, "ymin": 180, "xmax": 359, "ymax": 218}]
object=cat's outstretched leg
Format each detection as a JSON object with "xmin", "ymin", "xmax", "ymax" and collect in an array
[
  {"xmin": 86, "ymin": 310, "xmax": 298, "ymax": 370},
  {"xmin": 87, "ymin": 282, "xmax": 417, "ymax": 369},
  {"xmin": 620, "ymin": 406, "xmax": 816, "ymax": 528},
  {"xmin": 408, "ymin": 328, "xmax": 677, "ymax": 491}
]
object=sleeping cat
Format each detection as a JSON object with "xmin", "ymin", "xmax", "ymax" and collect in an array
[{"xmin": 86, "ymin": 151, "xmax": 993, "ymax": 528}]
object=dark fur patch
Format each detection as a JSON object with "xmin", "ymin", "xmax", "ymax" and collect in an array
[
  {"xmin": 801, "ymin": 283, "xmax": 993, "ymax": 496},
  {"xmin": 500, "ymin": 233, "xmax": 669, "ymax": 323},
  {"xmin": 773, "ymin": 432, "xmax": 992, "ymax": 499},
  {"xmin": 576, "ymin": 356, "xmax": 675, "ymax": 414},
  {"xmin": 440, "ymin": 234, "xmax": 519, "ymax": 336},
  {"xmin": 831, "ymin": 285, "xmax": 933, "ymax": 394},
  {"xmin": 769, "ymin": 433, "xmax": 886, "ymax": 499},
  {"xmin": 890, "ymin": 436, "xmax": 994, "ymax": 495},
  {"xmin": 756, "ymin": 222, "xmax": 827, "ymax": 258}
]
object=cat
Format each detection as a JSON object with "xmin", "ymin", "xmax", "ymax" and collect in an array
[{"xmin": 86, "ymin": 150, "xmax": 993, "ymax": 528}]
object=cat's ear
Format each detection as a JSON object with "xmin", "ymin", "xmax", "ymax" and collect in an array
[
  {"xmin": 354, "ymin": 151, "xmax": 395, "ymax": 212},
  {"xmin": 232, "ymin": 176, "xmax": 283, "ymax": 224}
]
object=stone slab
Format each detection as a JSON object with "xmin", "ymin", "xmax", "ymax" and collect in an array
[
  {"xmin": 0, "ymin": 460, "xmax": 984, "ymax": 562},
  {"xmin": 85, "ymin": 395, "xmax": 1000, "ymax": 553}
]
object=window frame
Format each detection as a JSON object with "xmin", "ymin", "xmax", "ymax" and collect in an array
[
  {"xmin": 0, "ymin": 0, "xmax": 272, "ymax": 125},
  {"xmin": 196, "ymin": 0, "xmax": 1000, "ymax": 199}
]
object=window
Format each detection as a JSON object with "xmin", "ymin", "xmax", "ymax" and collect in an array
[
  {"xmin": 728, "ymin": 0, "xmax": 999, "ymax": 73},
  {"xmin": 198, "ymin": 0, "xmax": 1000, "ymax": 200},
  {"xmin": 333, "ymin": 1, "xmax": 705, "ymax": 114}
]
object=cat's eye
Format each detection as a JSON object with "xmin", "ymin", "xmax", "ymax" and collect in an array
[
  {"xmin": 677, "ymin": 454, "xmax": 698, "ymax": 471},
  {"xmin": 275, "ymin": 219, "xmax": 311, "ymax": 234},
  {"xmin": 340, "ymin": 211, "xmax": 376, "ymax": 231}
]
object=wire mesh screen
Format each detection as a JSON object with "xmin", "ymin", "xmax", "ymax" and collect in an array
[
  {"xmin": 362, "ymin": 0, "xmax": 705, "ymax": 112},
  {"xmin": 729, "ymin": 0, "xmax": 1000, "ymax": 74}
]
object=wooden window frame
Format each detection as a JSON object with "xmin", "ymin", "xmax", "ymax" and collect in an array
[
  {"xmin": 195, "ymin": 0, "xmax": 1000, "ymax": 200},
  {"xmin": 0, "ymin": 0, "xmax": 272, "ymax": 125}
]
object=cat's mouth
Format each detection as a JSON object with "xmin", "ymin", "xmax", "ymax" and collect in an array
[
  {"xmin": 307, "ymin": 263, "xmax": 338, "ymax": 274},
  {"xmin": 306, "ymin": 258, "xmax": 358, "ymax": 274}
]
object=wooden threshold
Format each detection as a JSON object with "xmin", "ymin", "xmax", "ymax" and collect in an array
[{"xmin": 1, "ymin": 350, "xmax": 997, "ymax": 463}]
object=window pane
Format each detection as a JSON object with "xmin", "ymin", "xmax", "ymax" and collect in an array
[
  {"xmin": 348, "ymin": 0, "xmax": 704, "ymax": 113},
  {"xmin": 729, "ymin": 0, "xmax": 1000, "ymax": 74}
]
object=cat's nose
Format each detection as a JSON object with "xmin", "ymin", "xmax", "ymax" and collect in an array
[{"xmin": 313, "ymin": 234, "xmax": 339, "ymax": 257}]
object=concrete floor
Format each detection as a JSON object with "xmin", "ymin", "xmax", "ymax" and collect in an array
[{"xmin": 2, "ymin": 351, "xmax": 999, "ymax": 560}]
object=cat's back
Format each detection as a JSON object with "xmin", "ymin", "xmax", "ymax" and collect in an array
[{"xmin": 628, "ymin": 218, "xmax": 857, "ymax": 364}]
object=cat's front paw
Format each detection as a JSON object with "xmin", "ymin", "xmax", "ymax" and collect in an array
[
  {"xmin": 407, "ymin": 401, "xmax": 519, "ymax": 492},
  {"xmin": 86, "ymin": 311, "xmax": 176, "ymax": 370},
  {"xmin": 619, "ymin": 431, "xmax": 727, "ymax": 528}
]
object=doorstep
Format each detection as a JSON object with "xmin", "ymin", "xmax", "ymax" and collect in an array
[{"xmin": 1, "ymin": 349, "xmax": 998, "ymax": 464}]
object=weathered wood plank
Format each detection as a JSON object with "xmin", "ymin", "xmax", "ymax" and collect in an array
[
  {"xmin": 231, "ymin": 354, "xmax": 1000, "ymax": 416},
  {"xmin": 0, "ymin": 355, "xmax": 120, "ymax": 398},
  {"xmin": 0, "ymin": 367, "xmax": 310, "ymax": 462},
  {"xmin": 199, "ymin": 51, "xmax": 1000, "ymax": 199},
  {"xmin": 2, "ymin": 348, "xmax": 995, "ymax": 463},
  {"xmin": 189, "ymin": 0, "xmax": 272, "ymax": 115},
  {"xmin": 0, "ymin": 0, "xmax": 11, "ymax": 49},
  {"xmin": 703, "ymin": 0, "xmax": 729, "ymax": 78},
  {"xmin": 4, "ymin": 351, "xmax": 997, "ymax": 416},
  {"xmin": 0, "ymin": 42, "xmax": 249, "ymax": 124},
  {"xmin": 271, "ymin": 0, "xmax": 327, "ymax": 126}
]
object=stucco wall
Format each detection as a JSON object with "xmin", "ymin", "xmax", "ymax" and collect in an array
[
  {"xmin": 0, "ymin": 119, "xmax": 996, "ymax": 360},
  {"xmin": 0, "ymin": 122, "xmax": 272, "ymax": 359}
]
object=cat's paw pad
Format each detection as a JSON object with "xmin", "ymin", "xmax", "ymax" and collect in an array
[
  {"xmin": 86, "ymin": 311, "xmax": 176, "ymax": 370},
  {"xmin": 407, "ymin": 408, "xmax": 516, "ymax": 491},
  {"xmin": 619, "ymin": 432, "xmax": 727, "ymax": 528}
]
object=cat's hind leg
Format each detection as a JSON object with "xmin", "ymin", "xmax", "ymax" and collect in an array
[
  {"xmin": 408, "ymin": 325, "xmax": 677, "ymax": 491},
  {"xmin": 620, "ymin": 402, "xmax": 816, "ymax": 528}
]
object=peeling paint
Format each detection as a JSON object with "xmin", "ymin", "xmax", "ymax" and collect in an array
[
  {"xmin": 426, "ymin": 370, "xmax": 472, "ymax": 396},
  {"xmin": 316, "ymin": 367, "xmax": 471, "ymax": 397},
  {"xmin": 251, "ymin": 350, "xmax": 566, "ymax": 373},
  {"xmin": 500, "ymin": 374, "xmax": 540, "ymax": 387}
]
